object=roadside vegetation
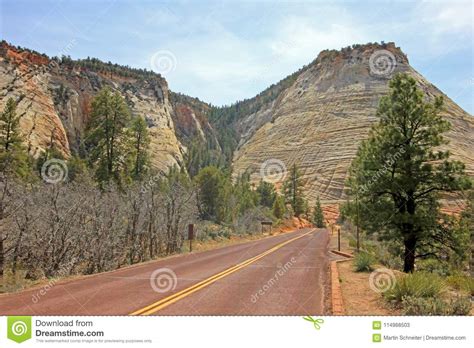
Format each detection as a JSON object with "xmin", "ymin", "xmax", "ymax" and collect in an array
[
  {"xmin": 0, "ymin": 86, "xmax": 315, "ymax": 293},
  {"xmin": 341, "ymin": 73, "xmax": 473, "ymax": 315}
]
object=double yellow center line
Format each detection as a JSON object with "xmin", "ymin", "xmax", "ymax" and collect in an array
[{"xmin": 130, "ymin": 229, "xmax": 316, "ymax": 315}]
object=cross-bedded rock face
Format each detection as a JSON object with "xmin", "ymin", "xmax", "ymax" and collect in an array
[
  {"xmin": 231, "ymin": 43, "xmax": 474, "ymax": 211},
  {"xmin": 0, "ymin": 42, "xmax": 212, "ymax": 172}
]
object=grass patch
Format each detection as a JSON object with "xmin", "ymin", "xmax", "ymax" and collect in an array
[
  {"xmin": 353, "ymin": 252, "xmax": 375, "ymax": 272},
  {"xmin": 384, "ymin": 272, "xmax": 445, "ymax": 304}
]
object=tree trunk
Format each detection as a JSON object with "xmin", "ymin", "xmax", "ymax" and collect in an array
[{"xmin": 403, "ymin": 235, "xmax": 416, "ymax": 272}]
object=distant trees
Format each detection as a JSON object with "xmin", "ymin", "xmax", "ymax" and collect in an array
[
  {"xmin": 272, "ymin": 196, "xmax": 286, "ymax": 219},
  {"xmin": 184, "ymin": 138, "xmax": 225, "ymax": 178},
  {"xmin": 129, "ymin": 117, "xmax": 150, "ymax": 180},
  {"xmin": 256, "ymin": 180, "xmax": 276, "ymax": 208},
  {"xmin": 312, "ymin": 196, "xmax": 325, "ymax": 228},
  {"xmin": 344, "ymin": 73, "xmax": 471, "ymax": 273},
  {"xmin": 282, "ymin": 164, "xmax": 306, "ymax": 217},
  {"xmin": 195, "ymin": 166, "xmax": 225, "ymax": 221}
]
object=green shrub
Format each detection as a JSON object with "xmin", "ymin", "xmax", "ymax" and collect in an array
[
  {"xmin": 449, "ymin": 296, "xmax": 472, "ymax": 315},
  {"xmin": 402, "ymin": 295, "xmax": 471, "ymax": 315},
  {"xmin": 384, "ymin": 272, "xmax": 445, "ymax": 304},
  {"xmin": 401, "ymin": 296, "xmax": 448, "ymax": 315},
  {"xmin": 353, "ymin": 252, "xmax": 375, "ymax": 272}
]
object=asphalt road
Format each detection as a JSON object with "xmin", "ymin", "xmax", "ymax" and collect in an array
[{"xmin": 0, "ymin": 227, "xmax": 330, "ymax": 315}]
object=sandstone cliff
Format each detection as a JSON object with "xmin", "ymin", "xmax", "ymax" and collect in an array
[
  {"xmin": 0, "ymin": 42, "xmax": 214, "ymax": 172},
  {"xmin": 231, "ymin": 43, "xmax": 474, "ymax": 211}
]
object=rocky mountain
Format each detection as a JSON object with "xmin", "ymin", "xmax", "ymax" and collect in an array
[
  {"xmin": 0, "ymin": 41, "xmax": 216, "ymax": 171},
  {"xmin": 230, "ymin": 42, "xmax": 474, "ymax": 213},
  {"xmin": 1, "ymin": 41, "xmax": 472, "ymax": 211}
]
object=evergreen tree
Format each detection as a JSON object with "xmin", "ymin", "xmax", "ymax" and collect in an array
[
  {"xmin": 345, "ymin": 73, "xmax": 471, "ymax": 272},
  {"xmin": 0, "ymin": 98, "xmax": 30, "ymax": 278},
  {"xmin": 233, "ymin": 172, "xmax": 258, "ymax": 216},
  {"xmin": 129, "ymin": 116, "xmax": 150, "ymax": 181},
  {"xmin": 194, "ymin": 166, "xmax": 225, "ymax": 221},
  {"xmin": 272, "ymin": 195, "xmax": 286, "ymax": 219},
  {"xmin": 256, "ymin": 179, "xmax": 276, "ymax": 208},
  {"xmin": 0, "ymin": 98, "xmax": 29, "ymax": 178},
  {"xmin": 312, "ymin": 196, "xmax": 325, "ymax": 228},
  {"xmin": 282, "ymin": 163, "xmax": 305, "ymax": 216},
  {"xmin": 85, "ymin": 87, "xmax": 131, "ymax": 187}
]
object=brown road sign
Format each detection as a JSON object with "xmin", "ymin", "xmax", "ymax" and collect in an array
[{"xmin": 188, "ymin": 224, "xmax": 194, "ymax": 240}]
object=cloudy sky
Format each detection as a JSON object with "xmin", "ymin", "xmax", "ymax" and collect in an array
[{"xmin": 1, "ymin": 0, "xmax": 472, "ymax": 113}]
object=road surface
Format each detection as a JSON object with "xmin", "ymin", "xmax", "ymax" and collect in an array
[{"xmin": 0, "ymin": 227, "xmax": 330, "ymax": 315}]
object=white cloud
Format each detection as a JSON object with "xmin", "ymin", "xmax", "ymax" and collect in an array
[
  {"xmin": 268, "ymin": 16, "xmax": 368, "ymax": 61},
  {"xmin": 416, "ymin": 0, "xmax": 473, "ymax": 34}
]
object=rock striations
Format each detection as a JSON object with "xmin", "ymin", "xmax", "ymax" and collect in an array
[
  {"xmin": 231, "ymin": 43, "xmax": 474, "ymax": 209},
  {"xmin": 0, "ymin": 42, "xmax": 213, "ymax": 171}
]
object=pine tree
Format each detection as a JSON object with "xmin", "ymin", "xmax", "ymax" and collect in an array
[
  {"xmin": 312, "ymin": 196, "xmax": 325, "ymax": 228},
  {"xmin": 85, "ymin": 87, "xmax": 131, "ymax": 187},
  {"xmin": 194, "ymin": 166, "xmax": 225, "ymax": 221},
  {"xmin": 256, "ymin": 180, "xmax": 276, "ymax": 208},
  {"xmin": 129, "ymin": 116, "xmax": 150, "ymax": 181},
  {"xmin": 233, "ymin": 172, "xmax": 258, "ymax": 216},
  {"xmin": 0, "ymin": 98, "xmax": 29, "ymax": 177},
  {"xmin": 345, "ymin": 73, "xmax": 471, "ymax": 272},
  {"xmin": 272, "ymin": 195, "xmax": 286, "ymax": 219},
  {"xmin": 282, "ymin": 163, "xmax": 305, "ymax": 216},
  {"xmin": 0, "ymin": 98, "xmax": 30, "ymax": 278}
]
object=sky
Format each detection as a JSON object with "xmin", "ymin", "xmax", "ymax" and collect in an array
[{"xmin": 1, "ymin": 0, "xmax": 472, "ymax": 113}]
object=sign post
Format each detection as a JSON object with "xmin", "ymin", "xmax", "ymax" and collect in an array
[
  {"xmin": 337, "ymin": 228, "xmax": 341, "ymax": 251},
  {"xmin": 188, "ymin": 224, "xmax": 194, "ymax": 252}
]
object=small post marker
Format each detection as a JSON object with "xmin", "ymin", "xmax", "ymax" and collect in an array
[
  {"xmin": 188, "ymin": 224, "xmax": 194, "ymax": 252},
  {"xmin": 337, "ymin": 228, "xmax": 341, "ymax": 251}
]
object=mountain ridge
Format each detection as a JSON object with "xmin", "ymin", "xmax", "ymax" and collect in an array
[{"xmin": 0, "ymin": 40, "xmax": 472, "ymax": 210}]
